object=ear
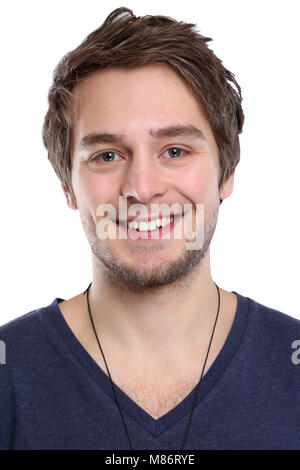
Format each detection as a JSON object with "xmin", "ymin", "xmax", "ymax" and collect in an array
[
  {"xmin": 220, "ymin": 171, "xmax": 235, "ymax": 202},
  {"xmin": 62, "ymin": 184, "xmax": 78, "ymax": 210}
]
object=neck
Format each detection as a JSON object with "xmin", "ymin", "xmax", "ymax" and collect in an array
[{"xmin": 87, "ymin": 252, "xmax": 223, "ymax": 361}]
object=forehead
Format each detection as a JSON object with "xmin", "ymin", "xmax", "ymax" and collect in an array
[{"xmin": 71, "ymin": 64, "xmax": 214, "ymax": 146}]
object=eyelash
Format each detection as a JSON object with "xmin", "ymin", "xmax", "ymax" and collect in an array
[{"xmin": 90, "ymin": 147, "xmax": 189, "ymax": 164}]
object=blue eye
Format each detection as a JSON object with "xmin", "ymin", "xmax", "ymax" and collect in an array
[
  {"xmin": 93, "ymin": 151, "xmax": 121, "ymax": 163},
  {"xmin": 166, "ymin": 148, "xmax": 186, "ymax": 158}
]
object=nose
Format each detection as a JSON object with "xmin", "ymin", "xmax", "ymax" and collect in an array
[{"xmin": 120, "ymin": 152, "xmax": 168, "ymax": 202}]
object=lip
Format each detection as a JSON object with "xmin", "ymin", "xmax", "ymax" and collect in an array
[{"xmin": 116, "ymin": 214, "xmax": 183, "ymax": 241}]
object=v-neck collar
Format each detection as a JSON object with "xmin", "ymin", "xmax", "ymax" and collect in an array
[{"xmin": 41, "ymin": 291, "xmax": 249, "ymax": 438}]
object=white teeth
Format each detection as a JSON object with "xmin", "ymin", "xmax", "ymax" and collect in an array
[
  {"xmin": 128, "ymin": 217, "xmax": 174, "ymax": 231},
  {"xmin": 161, "ymin": 217, "xmax": 171, "ymax": 227}
]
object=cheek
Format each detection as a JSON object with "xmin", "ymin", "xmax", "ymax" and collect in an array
[
  {"xmin": 179, "ymin": 166, "xmax": 213, "ymax": 202},
  {"xmin": 75, "ymin": 170, "xmax": 116, "ymax": 210}
]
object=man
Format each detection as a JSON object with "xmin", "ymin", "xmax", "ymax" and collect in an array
[{"xmin": 0, "ymin": 7, "xmax": 299, "ymax": 450}]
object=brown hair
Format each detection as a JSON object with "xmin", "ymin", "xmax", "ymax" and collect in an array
[{"xmin": 42, "ymin": 7, "xmax": 244, "ymax": 205}]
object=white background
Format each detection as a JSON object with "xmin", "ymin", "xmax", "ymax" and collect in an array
[{"xmin": 0, "ymin": 0, "xmax": 299, "ymax": 324}]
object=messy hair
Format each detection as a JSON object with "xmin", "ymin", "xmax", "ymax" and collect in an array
[{"xmin": 42, "ymin": 7, "xmax": 244, "ymax": 205}]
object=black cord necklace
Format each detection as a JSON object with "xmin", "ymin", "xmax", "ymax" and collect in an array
[{"xmin": 84, "ymin": 281, "xmax": 220, "ymax": 450}]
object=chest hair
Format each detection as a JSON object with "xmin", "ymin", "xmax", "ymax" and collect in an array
[{"xmin": 116, "ymin": 375, "xmax": 201, "ymax": 419}]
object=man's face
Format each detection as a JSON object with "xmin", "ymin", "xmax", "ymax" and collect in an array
[{"xmin": 68, "ymin": 64, "xmax": 233, "ymax": 291}]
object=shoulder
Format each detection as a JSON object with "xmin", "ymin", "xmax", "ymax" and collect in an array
[
  {"xmin": 233, "ymin": 291, "xmax": 300, "ymax": 354},
  {"xmin": 0, "ymin": 305, "xmax": 47, "ymax": 354},
  {"xmin": 243, "ymin": 293, "xmax": 300, "ymax": 339},
  {"xmin": 0, "ymin": 298, "xmax": 65, "ymax": 445},
  {"xmin": 0, "ymin": 296, "xmax": 65, "ymax": 334},
  {"xmin": 0, "ymin": 305, "xmax": 44, "ymax": 335},
  {"xmin": 236, "ymin": 292, "xmax": 300, "ymax": 380},
  {"xmin": 0, "ymin": 298, "xmax": 64, "ymax": 367}
]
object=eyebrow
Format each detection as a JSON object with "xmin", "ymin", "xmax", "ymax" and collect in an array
[{"xmin": 79, "ymin": 124, "xmax": 206, "ymax": 148}]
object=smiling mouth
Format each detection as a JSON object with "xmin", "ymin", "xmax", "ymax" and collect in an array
[
  {"xmin": 114, "ymin": 214, "xmax": 184, "ymax": 241},
  {"xmin": 117, "ymin": 216, "xmax": 176, "ymax": 231}
]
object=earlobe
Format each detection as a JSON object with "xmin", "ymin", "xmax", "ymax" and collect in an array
[
  {"xmin": 220, "ymin": 171, "xmax": 235, "ymax": 201},
  {"xmin": 62, "ymin": 184, "xmax": 78, "ymax": 210}
]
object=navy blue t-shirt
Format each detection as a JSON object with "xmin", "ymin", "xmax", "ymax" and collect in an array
[{"xmin": 0, "ymin": 291, "xmax": 300, "ymax": 450}]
